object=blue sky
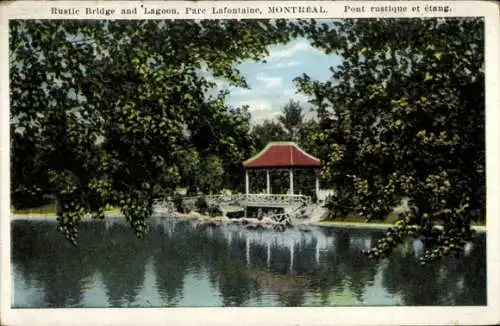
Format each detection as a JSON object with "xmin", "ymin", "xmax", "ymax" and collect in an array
[{"xmin": 213, "ymin": 37, "xmax": 342, "ymax": 124}]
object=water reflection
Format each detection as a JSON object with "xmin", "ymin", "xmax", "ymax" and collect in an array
[{"xmin": 11, "ymin": 218, "xmax": 486, "ymax": 308}]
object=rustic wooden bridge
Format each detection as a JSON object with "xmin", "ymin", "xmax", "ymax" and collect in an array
[
  {"xmin": 204, "ymin": 194, "xmax": 311, "ymax": 208},
  {"xmin": 153, "ymin": 194, "xmax": 313, "ymax": 225}
]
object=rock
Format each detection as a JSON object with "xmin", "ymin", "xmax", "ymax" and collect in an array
[
  {"xmin": 261, "ymin": 216, "xmax": 274, "ymax": 224},
  {"xmin": 189, "ymin": 212, "xmax": 202, "ymax": 220},
  {"xmin": 218, "ymin": 215, "xmax": 230, "ymax": 223},
  {"xmin": 172, "ymin": 212, "xmax": 186, "ymax": 219}
]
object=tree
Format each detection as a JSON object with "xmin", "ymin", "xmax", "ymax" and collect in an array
[
  {"xmin": 10, "ymin": 19, "xmax": 309, "ymax": 243},
  {"xmin": 11, "ymin": 18, "xmax": 484, "ymax": 265},
  {"xmin": 181, "ymin": 103, "xmax": 253, "ymax": 195},
  {"xmin": 296, "ymin": 18, "xmax": 485, "ymax": 263},
  {"xmin": 197, "ymin": 155, "xmax": 225, "ymax": 195},
  {"xmin": 250, "ymin": 119, "xmax": 288, "ymax": 150},
  {"xmin": 278, "ymin": 100, "xmax": 304, "ymax": 142}
]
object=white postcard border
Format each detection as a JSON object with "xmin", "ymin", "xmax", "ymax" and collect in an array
[{"xmin": 1, "ymin": 1, "xmax": 499, "ymax": 326}]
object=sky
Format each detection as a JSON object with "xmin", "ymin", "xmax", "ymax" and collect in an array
[
  {"xmin": 212, "ymin": 37, "xmax": 342, "ymax": 124},
  {"xmin": 16, "ymin": 31, "xmax": 342, "ymax": 127},
  {"xmin": 18, "ymin": 29, "xmax": 342, "ymax": 126}
]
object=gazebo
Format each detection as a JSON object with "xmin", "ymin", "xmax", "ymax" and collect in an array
[{"xmin": 242, "ymin": 142, "xmax": 321, "ymax": 198}]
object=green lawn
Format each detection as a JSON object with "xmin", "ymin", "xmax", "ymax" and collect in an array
[
  {"xmin": 12, "ymin": 203, "xmax": 119, "ymax": 216},
  {"xmin": 319, "ymin": 219, "xmax": 486, "ymax": 230},
  {"xmin": 12, "ymin": 203, "xmax": 57, "ymax": 216},
  {"xmin": 12, "ymin": 202, "xmax": 486, "ymax": 229}
]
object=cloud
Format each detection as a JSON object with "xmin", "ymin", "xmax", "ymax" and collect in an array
[
  {"xmin": 264, "ymin": 60, "xmax": 302, "ymax": 70},
  {"xmin": 231, "ymin": 99, "xmax": 281, "ymax": 124},
  {"xmin": 251, "ymin": 109, "xmax": 281, "ymax": 124},
  {"xmin": 267, "ymin": 60, "xmax": 301, "ymax": 70},
  {"xmin": 232, "ymin": 99, "xmax": 272, "ymax": 113},
  {"xmin": 255, "ymin": 73, "xmax": 283, "ymax": 89},
  {"xmin": 266, "ymin": 40, "xmax": 311, "ymax": 61},
  {"xmin": 283, "ymin": 88, "xmax": 311, "ymax": 104},
  {"xmin": 228, "ymin": 86, "xmax": 251, "ymax": 95}
]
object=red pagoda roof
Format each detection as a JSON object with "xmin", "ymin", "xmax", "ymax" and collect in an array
[{"xmin": 243, "ymin": 142, "xmax": 321, "ymax": 168}]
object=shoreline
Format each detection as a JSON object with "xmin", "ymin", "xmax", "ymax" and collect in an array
[{"xmin": 10, "ymin": 212, "xmax": 487, "ymax": 233}]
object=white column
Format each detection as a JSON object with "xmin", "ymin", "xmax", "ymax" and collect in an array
[
  {"xmin": 245, "ymin": 169, "xmax": 249, "ymax": 195},
  {"xmin": 266, "ymin": 169, "xmax": 271, "ymax": 194},
  {"xmin": 315, "ymin": 171, "xmax": 320, "ymax": 202},
  {"xmin": 289, "ymin": 241, "xmax": 294, "ymax": 273},
  {"xmin": 289, "ymin": 168, "xmax": 294, "ymax": 194}
]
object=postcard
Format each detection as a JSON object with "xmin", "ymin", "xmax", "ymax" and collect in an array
[{"xmin": 1, "ymin": 1, "xmax": 499, "ymax": 325}]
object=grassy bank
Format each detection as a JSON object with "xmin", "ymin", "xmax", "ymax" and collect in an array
[
  {"xmin": 10, "ymin": 212, "xmax": 487, "ymax": 232},
  {"xmin": 11, "ymin": 203, "xmax": 57, "ymax": 216},
  {"xmin": 318, "ymin": 219, "xmax": 486, "ymax": 232},
  {"xmin": 11, "ymin": 205, "xmax": 120, "ymax": 217},
  {"xmin": 11, "ymin": 204, "xmax": 486, "ymax": 232},
  {"xmin": 318, "ymin": 220, "xmax": 393, "ymax": 229}
]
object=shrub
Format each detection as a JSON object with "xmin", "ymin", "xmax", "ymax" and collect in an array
[
  {"xmin": 323, "ymin": 187, "xmax": 360, "ymax": 220},
  {"xmin": 194, "ymin": 196, "xmax": 208, "ymax": 214},
  {"xmin": 226, "ymin": 210, "xmax": 244, "ymax": 219},
  {"xmin": 172, "ymin": 193, "xmax": 185, "ymax": 213},
  {"xmin": 206, "ymin": 204, "xmax": 222, "ymax": 217}
]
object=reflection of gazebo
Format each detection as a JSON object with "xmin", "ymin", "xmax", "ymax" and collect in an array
[{"xmin": 242, "ymin": 142, "xmax": 321, "ymax": 198}]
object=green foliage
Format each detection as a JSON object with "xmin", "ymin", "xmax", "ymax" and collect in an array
[
  {"xmin": 11, "ymin": 18, "xmax": 485, "ymax": 266},
  {"xmin": 250, "ymin": 100, "xmax": 307, "ymax": 150},
  {"xmin": 172, "ymin": 193, "xmax": 185, "ymax": 213},
  {"xmin": 226, "ymin": 210, "xmax": 245, "ymax": 219},
  {"xmin": 296, "ymin": 18, "xmax": 485, "ymax": 263},
  {"xmin": 194, "ymin": 196, "xmax": 208, "ymax": 214},
  {"xmin": 323, "ymin": 187, "xmax": 360, "ymax": 221},
  {"xmin": 250, "ymin": 119, "xmax": 288, "ymax": 151},
  {"xmin": 278, "ymin": 100, "xmax": 304, "ymax": 141},
  {"xmin": 197, "ymin": 155, "xmax": 225, "ymax": 195},
  {"xmin": 10, "ymin": 19, "xmax": 308, "ymax": 242},
  {"xmin": 270, "ymin": 170, "xmax": 291, "ymax": 195},
  {"xmin": 206, "ymin": 204, "xmax": 223, "ymax": 217}
]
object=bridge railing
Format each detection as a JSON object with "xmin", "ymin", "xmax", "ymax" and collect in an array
[
  {"xmin": 241, "ymin": 194, "xmax": 312, "ymax": 206},
  {"xmin": 178, "ymin": 194, "xmax": 311, "ymax": 205},
  {"xmin": 262, "ymin": 202, "xmax": 310, "ymax": 224},
  {"xmin": 215, "ymin": 194, "xmax": 310, "ymax": 204},
  {"xmin": 153, "ymin": 194, "xmax": 313, "ymax": 223},
  {"xmin": 152, "ymin": 199, "xmax": 176, "ymax": 214}
]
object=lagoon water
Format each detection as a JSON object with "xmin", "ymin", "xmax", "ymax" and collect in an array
[{"xmin": 11, "ymin": 217, "xmax": 486, "ymax": 308}]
